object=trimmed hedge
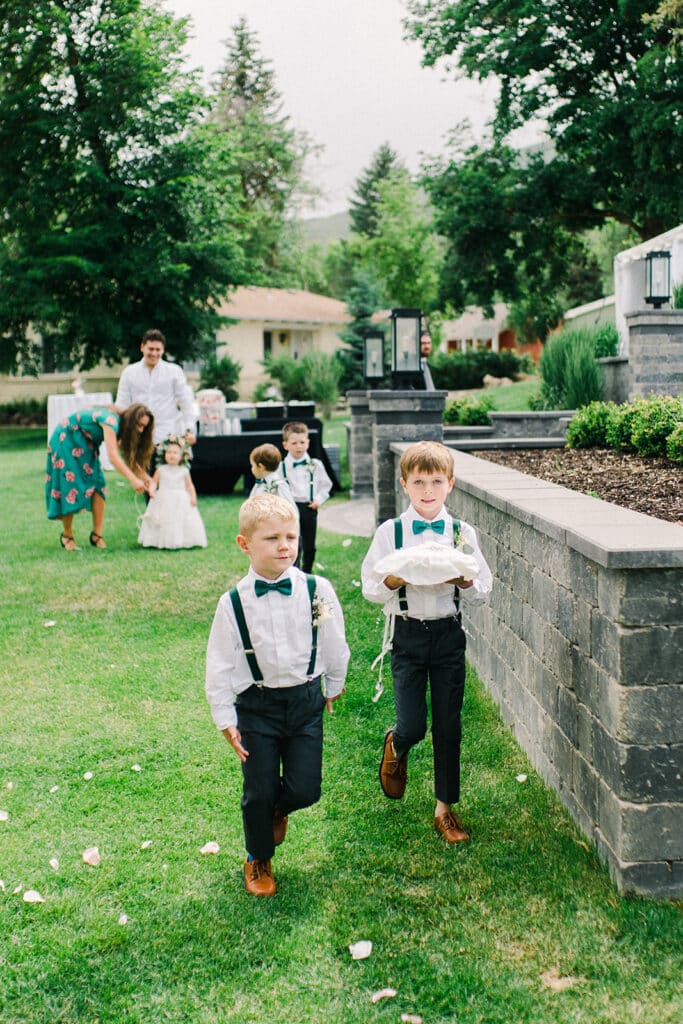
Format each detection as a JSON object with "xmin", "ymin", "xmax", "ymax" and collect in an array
[
  {"xmin": 567, "ymin": 395, "xmax": 683, "ymax": 461},
  {"xmin": 430, "ymin": 350, "xmax": 533, "ymax": 391}
]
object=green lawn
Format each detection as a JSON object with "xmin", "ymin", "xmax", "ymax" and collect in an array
[
  {"xmin": 450, "ymin": 376, "xmax": 541, "ymax": 412},
  {"xmin": 1, "ymin": 428, "xmax": 681, "ymax": 1024}
]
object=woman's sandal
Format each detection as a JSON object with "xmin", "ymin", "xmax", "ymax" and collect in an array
[
  {"xmin": 89, "ymin": 531, "xmax": 107, "ymax": 549},
  {"xmin": 60, "ymin": 534, "xmax": 78, "ymax": 551}
]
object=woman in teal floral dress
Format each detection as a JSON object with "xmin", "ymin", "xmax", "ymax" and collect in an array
[{"xmin": 46, "ymin": 403, "xmax": 155, "ymax": 550}]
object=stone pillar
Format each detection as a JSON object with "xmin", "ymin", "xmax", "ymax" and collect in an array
[
  {"xmin": 626, "ymin": 309, "xmax": 683, "ymax": 399},
  {"xmin": 347, "ymin": 390, "xmax": 373, "ymax": 498},
  {"xmin": 368, "ymin": 389, "xmax": 447, "ymax": 525}
]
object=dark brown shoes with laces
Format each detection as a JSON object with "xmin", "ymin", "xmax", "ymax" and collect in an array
[
  {"xmin": 243, "ymin": 858, "xmax": 276, "ymax": 896},
  {"xmin": 379, "ymin": 729, "xmax": 408, "ymax": 799},
  {"xmin": 434, "ymin": 810, "xmax": 470, "ymax": 844}
]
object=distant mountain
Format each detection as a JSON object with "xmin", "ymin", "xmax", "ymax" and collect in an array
[{"xmin": 299, "ymin": 210, "xmax": 351, "ymax": 244}]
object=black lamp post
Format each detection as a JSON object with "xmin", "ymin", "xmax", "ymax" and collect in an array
[
  {"xmin": 363, "ymin": 329, "xmax": 386, "ymax": 383},
  {"xmin": 644, "ymin": 250, "xmax": 671, "ymax": 309},
  {"xmin": 390, "ymin": 308, "xmax": 422, "ymax": 387}
]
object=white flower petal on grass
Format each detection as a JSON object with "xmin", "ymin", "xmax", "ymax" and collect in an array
[
  {"xmin": 82, "ymin": 846, "xmax": 101, "ymax": 867},
  {"xmin": 315, "ymin": 562, "xmax": 326, "ymax": 570},
  {"xmin": 6, "ymin": 781, "xmax": 14, "ymax": 790},
  {"xmin": 371, "ymin": 988, "xmax": 397, "ymax": 1003},
  {"xmin": 83, "ymin": 771, "xmax": 94, "ymax": 781},
  {"xmin": 0, "ymin": 810, "xmax": 8, "ymax": 822},
  {"xmin": 49, "ymin": 858, "xmax": 59, "ymax": 872},
  {"xmin": 44, "ymin": 620, "xmax": 57, "ymax": 628},
  {"xmin": 348, "ymin": 940, "xmax": 373, "ymax": 960},
  {"xmin": 342, "ymin": 538, "xmax": 352, "ymax": 548},
  {"xmin": 118, "ymin": 913, "xmax": 129, "ymax": 926},
  {"xmin": 516, "ymin": 773, "xmax": 528, "ymax": 783},
  {"xmin": 13, "ymin": 884, "xmax": 22, "ymax": 894},
  {"xmin": 50, "ymin": 785, "xmax": 59, "ymax": 793},
  {"xmin": 200, "ymin": 841, "xmax": 220, "ymax": 855},
  {"xmin": 401, "ymin": 1015, "xmax": 423, "ymax": 1024},
  {"xmin": 23, "ymin": 889, "xmax": 45, "ymax": 904},
  {"xmin": 351, "ymin": 579, "xmax": 361, "ymax": 587},
  {"xmin": 0, "ymin": 879, "xmax": 5, "ymax": 891},
  {"xmin": 140, "ymin": 840, "xmax": 153, "ymax": 850},
  {"xmin": 131, "ymin": 764, "xmax": 142, "ymax": 772}
]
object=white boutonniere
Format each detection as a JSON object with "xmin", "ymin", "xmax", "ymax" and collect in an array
[{"xmin": 312, "ymin": 595, "xmax": 333, "ymax": 627}]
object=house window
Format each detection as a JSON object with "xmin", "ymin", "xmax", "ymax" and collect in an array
[{"xmin": 263, "ymin": 330, "xmax": 272, "ymax": 357}]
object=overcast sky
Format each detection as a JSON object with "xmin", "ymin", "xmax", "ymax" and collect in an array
[{"xmin": 163, "ymin": 0, "xmax": 501, "ymax": 217}]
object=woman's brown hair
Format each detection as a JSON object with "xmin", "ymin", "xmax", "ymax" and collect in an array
[{"xmin": 117, "ymin": 404, "xmax": 155, "ymax": 472}]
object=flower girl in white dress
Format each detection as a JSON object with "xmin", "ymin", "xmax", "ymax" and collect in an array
[{"xmin": 138, "ymin": 436, "xmax": 207, "ymax": 549}]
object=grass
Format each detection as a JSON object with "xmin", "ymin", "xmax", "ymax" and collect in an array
[
  {"xmin": 450, "ymin": 377, "xmax": 541, "ymax": 412},
  {"xmin": 1, "ymin": 427, "xmax": 682, "ymax": 1024}
]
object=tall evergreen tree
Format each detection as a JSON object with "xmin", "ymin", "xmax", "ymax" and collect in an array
[
  {"xmin": 0, "ymin": 0, "xmax": 247, "ymax": 373},
  {"xmin": 349, "ymin": 143, "xmax": 404, "ymax": 238},
  {"xmin": 337, "ymin": 267, "xmax": 385, "ymax": 393}
]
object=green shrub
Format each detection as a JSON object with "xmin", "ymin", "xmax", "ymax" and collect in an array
[
  {"xmin": 199, "ymin": 354, "xmax": 241, "ymax": 402},
  {"xmin": 630, "ymin": 395, "xmax": 683, "ymax": 457},
  {"xmin": 263, "ymin": 352, "xmax": 341, "ymax": 419},
  {"xmin": 566, "ymin": 401, "xmax": 614, "ymax": 448},
  {"xmin": 430, "ymin": 349, "xmax": 533, "ymax": 390},
  {"xmin": 537, "ymin": 328, "xmax": 604, "ymax": 409},
  {"xmin": 592, "ymin": 323, "xmax": 619, "ymax": 358},
  {"xmin": 0, "ymin": 398, "xmax": 48, "ymax": 425},
  {"xmin": 666, "ymin": 422, "xmax": 683, "ymax": 462},
  {"xmin": 673, "ymin": 280, "xmax": 683, "ymax": 309},
  {"xmin": 604, "ymin": 400, "xmax": 642, "ymax": 451},
  {"xmin": 443, "ymin": 394, "xmax": 493, "ymax": 426}
]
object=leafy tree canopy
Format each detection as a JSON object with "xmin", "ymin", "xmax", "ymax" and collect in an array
[
  {"xmin": 0, "ymin": 0, "xmax": 249, "ymax": 373},
  {"xmin": 349, "ymin": 143, "xmax": 404, "ymax": 238}
]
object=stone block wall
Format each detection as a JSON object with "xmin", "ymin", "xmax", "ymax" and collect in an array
[
  {"xmin": 626, "ymin": 309, "xmax": 683, "ymax": 399},
  {"xmin": 390, "ymin": 443, "xmax": 683, "ymax": 898}
]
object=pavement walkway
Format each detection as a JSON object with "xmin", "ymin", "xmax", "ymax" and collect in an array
[{"xmin": 318, "ymin": 496, "xmax": 374, "ymax": 538}]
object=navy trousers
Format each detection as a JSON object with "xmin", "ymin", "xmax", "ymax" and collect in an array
[
  {"xmin": 235, "ymin": 680, "xmax": 326, "ymax": 861},
  {"xmin": 390, "ymin": 615, "xmax": 467, "ymax": 805}
]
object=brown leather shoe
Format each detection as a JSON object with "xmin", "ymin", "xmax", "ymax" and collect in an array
[
  {"xmin": 273, "ymin": 808, "xmax": 288, "ymax": 846},
  {"xmin": 379, "ymin": 729, "xmax": 407, "ymax": 799},
  {"xmin": 243, "ymin": 858, "xmax": 277, "ymax": 896},
  {"xmin": 434, "ymin": 810, "xmax": 470, "ymax": 844}
]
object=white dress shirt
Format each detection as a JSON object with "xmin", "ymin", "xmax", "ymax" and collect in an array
[
  {"xmin": 279, "ymin": 454, "xmax": 332, "ymax": 505},
  {"xmin": 115, "ymin": 358, "xmax": 195, "ymax": 443},
  {"xmin": 249, "ymin": 472, "xmax": 298, "ymax": 511},
  {"xmin": 361, "ymin": 504, "xmax": 492, "ymax": 620},
  {"xmin": 206, "ymin": 566, "xmax": 349, "ymax": 731}
]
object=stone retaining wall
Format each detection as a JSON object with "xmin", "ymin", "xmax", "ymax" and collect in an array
[{"xmin": 391, "ymin": 444, "xmax": 683, "ymax": 899}]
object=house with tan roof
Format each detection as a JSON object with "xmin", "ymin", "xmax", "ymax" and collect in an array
[{"xmin": 216, "ymin": 286, "xmax": 350, "ymax": 398}]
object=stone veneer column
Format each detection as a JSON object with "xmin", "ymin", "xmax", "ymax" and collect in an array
[
  {"xmin": 368, "ymin": 389, "xmax": 447, "ymax": 525},
  {"xmin": 626, "ymin": 309, "xmax": 683, "ymax": 399},
  {"xmin": 346, "ymin": 390, "xmax": 373, "ymax": 499}
]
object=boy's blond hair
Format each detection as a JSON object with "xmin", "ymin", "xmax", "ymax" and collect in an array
[
  {"xmin": 238, "ymin": 493, "xmax": 298, "ymax": 538},
  {"xmin": 400, "ymin": 440, "xmax": 454, "ymax": 480},
  {"xmin": 249, "ymin": 442, "xmax": 282, "ymax": 472},
  {"xmin": 283, "ymin": 420, "xmax": 308, "ymax": 441}
]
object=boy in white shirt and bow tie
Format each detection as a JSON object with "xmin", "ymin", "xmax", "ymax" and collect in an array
[
  {"xmin": 279, "ymin": 421, "xmax": 332, "ymax": 573},
  {"xmin": 361, "ymin": 441, "xmax": 492, "ymax": 846},
  {"xmin": 206, "ymin": 493, "xmax": 348, "ymax": 896}
]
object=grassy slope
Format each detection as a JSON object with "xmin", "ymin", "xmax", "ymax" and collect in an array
[{"xmin": 0, "ymin": 429, "xmax": 681, "ymax": 1024}]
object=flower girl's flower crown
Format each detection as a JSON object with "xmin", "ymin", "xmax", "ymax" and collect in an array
[{"xmin": 156, "ymin": 434, "xmax": 191, "ymax": 466}]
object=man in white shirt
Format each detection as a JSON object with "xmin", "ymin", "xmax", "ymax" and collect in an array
[{"xmin": 116, "ymin": 329, "xmax": 197, "ymax": 446}]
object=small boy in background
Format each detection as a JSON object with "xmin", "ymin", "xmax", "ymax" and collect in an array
[
  {"xmin": 361, "ymin": 440, "xmax": 492, "ymax": 845},
  {"xmin": 280, "ymin": 421, "xmax": 332, "ymax": 573},
  {"xmin": 206, "ymin": 493, "xmax": 349, "ymax": 896},
  {"xmin": 248, "ymin": 443, "xmax": 297, "ymax": 510}
]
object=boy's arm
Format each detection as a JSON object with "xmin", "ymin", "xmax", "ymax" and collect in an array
[
  {"xmin": 456, "ymin": 523, "xmax": 493, "ymax": 602},
  {"xmin": 205, "ymin": 596, "xmax": 240, "ymax": 731},
  {"xmin": 361, "ymin": 521, "xmax": 399, "ymax": 605},
  {"xmin": 311, "ymin": 460, "xmax": 332, "ymax": 507},
  {"xmin": 317, "ymin": 579, "xmax": 349, "ymax": 701}
]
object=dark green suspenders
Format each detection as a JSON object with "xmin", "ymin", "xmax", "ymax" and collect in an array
[
  {"xmin": 229, "ymin": 575, "xmax": 319, "ymax": 683},
  {"xmin": 392, "ymin": 517, "xmax": 461, "ymax": 618}
]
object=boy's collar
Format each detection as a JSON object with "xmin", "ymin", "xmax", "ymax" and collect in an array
[{"xmin": 406, "ymin": 504, "xmax": 448, "ymax": 523}]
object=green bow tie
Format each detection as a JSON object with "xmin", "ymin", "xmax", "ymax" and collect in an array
[
  {"xmin": 412, "ymin": 519, "xmax": 445, "ymax": 535},
  {"xmin": 293, "ymin": 458, "xmax": 310, "ymax": 467},
  {"xmin": 254, "ymin": 578, "xmax": 292, "ymax": 597}
]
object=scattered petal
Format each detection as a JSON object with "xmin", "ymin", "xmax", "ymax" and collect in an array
[
  {"xmin": 342, "ymin": 538, "xmax": 352, "ymax": 548},
  {"xmin": 82, "ymin": 846, "xmax": 101, "ymax": 867},
  {"xmin": 401, "ymin": 1015, "xmax": 423, "ymax": 1024},
  {"xmin": 351, "ymin": 579, "xmax": 361, "ymax": 587},
  {"xmin": 162, "ymin": 863, "xmax": 168, "ymax": 871},
  {"xmin": 200, "ymin": 841, "xmax": 220, "ymax": 855},
  {"xmin": 44, "ymin": 620, "xmax": 57, "ymax": 628},
  {"xmin": 159, "ymin": 572, "xmax": 170, "ymax": 578},
  {"xmin": 0, "ymin": 879, "xmax": 5, "ymax": 891},
  {"xmin": 540, "ymin": 967, "xmax": 579, "ymax": 992},
  {"xmin": 140, "ymin": 840, "xmax": 153, "ymax": 850},
  {"xmin": 49, "ymin": 858, "xmax": 59, "ymax": 872},
  {"xmin": 131, "ymin": 764, "xmax": 142, "ymax": 772},
  {"xmin": 118, "ymin": 913, "xmax": 129, "ymax": 926},
  {"xmin": 23, "ymin": 889, "xmax": 45, "ymax": 904},
  {"xmin": 371, "ymin": 988, "xmax": 397, "ymax": 1003},
  {"xmin": 83, "ymin": 771, "xmax": 94, "ymax": 781},
  {"xmin": 516, "ymin": 773, "xmax": 527, "ymax": 783},
  {"xmin": 348, "ymin": 940, "xmax": 373, "ymax": 960},
  {"xmin": 6, "ymin": 781, "xmax": 14, "ymax": 790},
  {"xmin": 0, "ymin": 810, "xmax": 8, "ymax": 822},
  {"xmin": 13, "ymin": 884, "xmax": 22, "ymax": 894},
  {"xmin": 116, "ymin": 481, "xmax": 125, "ymax": 487},
  {"xmin": 315, "ymin": 562, "xmax": 326, "ymax": 569},
  {"xmin": 50, "ymin": 785, "xmax": 59, "ymax": 793}
]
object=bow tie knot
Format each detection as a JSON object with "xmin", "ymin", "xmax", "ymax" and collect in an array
[
  {"xmin": 412, "ymin": 519, "xmax": 445, "ymax": 535},
  {"xmin": 292, "ymin": 458, "xmax": 310, "ymax": 467},
  {"xmin": 254, "ymin": 577, "xmax": 292, "ymax": 597}
]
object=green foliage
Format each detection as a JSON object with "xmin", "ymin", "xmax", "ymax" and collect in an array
[
  {"xmin": 604, "ymin": 400, "xmax": 643, "ymax": 451},
  {"xmin": 0, "ymin": 397, "xmax": 48, "ymax": 425},
  {"xmin": 630, "ymin": 395, "xmax": 683, "ymax": 457},
  {"xmin": 263, "ymin": 351, "xmax": 341, "ymax": 419},
  {"xmin": 349, "ymin": 142, "xmax": 403, "ymax": 237},
  {"xmin": 566, "ymin": 401, "xmax": 615, "ymax": 448},
  {"xmin": 336, "ymin": 267, "xmax": 385, "ymax": 393},
  {"xmin": 430, "ymin": 349, "xmax": 532, "ymax": 390},
  {"xmin": 0, "ymin": 1, "xmax": 249, "ymax": 373},
  {"xmin": 443, "ymin": 394, "xmax": 493, "ymax": 425},
  {"xmin": 673, "ymin": 280, "xmax": 683, "ymax": 309},
  {"xmin": 199, "ymin": 354, "xmax": 242, "ymax": 402},
  {"xmin": 537, "ymin": 329, "xmax": 604, "ymax": 410},
  {"xmin": 666, "ymin": 421, "xmax": 683, "ymax": 462},
  {"xmin": 592, "ymin": 323, "xmax": 619, "ymax": 358}
]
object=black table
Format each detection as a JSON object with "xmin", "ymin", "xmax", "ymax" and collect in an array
[{"xmin": 191, "ymin": 418, "xmax": 341, "ymax": 496}]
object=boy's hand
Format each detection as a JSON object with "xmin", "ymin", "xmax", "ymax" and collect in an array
[
  {"xmin": 308, "ymin": 501, "xmax": 319, "ymax": 510},
  {"xmin": 325, "ymin": 687, "xmax": 345, "ymax": 714},
  {"xmin": 447, "ymin": 576, "xmax": 474, "ymax": 589},
  {"xmin": 224, "ymin": 726, "xmax": 249, "ymax": 763},
  {"xmin": 383, "ymin": 574, "xmax": 406, "ymax": 590}
]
